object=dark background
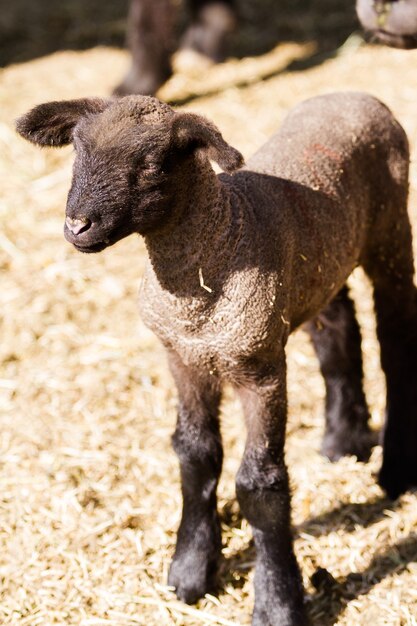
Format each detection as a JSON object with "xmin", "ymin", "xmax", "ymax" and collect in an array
[{"xmin": 0, "ymin": 0, "xmax": 359, "ymax": 67}]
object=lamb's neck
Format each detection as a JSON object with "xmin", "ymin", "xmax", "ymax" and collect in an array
[{"xmin": 144, "ymin": 163, "xmax": 243, "ymax": 299}]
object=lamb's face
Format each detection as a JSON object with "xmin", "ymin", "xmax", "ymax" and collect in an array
[
  {"xmin": 65, "ymin": 109, "xmax": 173, "ymax": 253},
  {"xmin": 16, "ymin": 95, "xmax": 243, "ymax": 253},
  {"xmin": 16, "ymin": 96, "xmax": 178, "ymax": 252}
]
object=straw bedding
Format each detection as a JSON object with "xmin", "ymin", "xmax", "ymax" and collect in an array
[{"xmin": 1, "ymin": 14, "xmax": 417, "ymax": 626}]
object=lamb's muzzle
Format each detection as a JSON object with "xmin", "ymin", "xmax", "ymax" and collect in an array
[
  {"xmin": 65, "ymin": 216, "xmax": 92, "ymax": 235},
  {"xmin": 16, "ymin": 92, "xmax": 417, "ymax": 626}
]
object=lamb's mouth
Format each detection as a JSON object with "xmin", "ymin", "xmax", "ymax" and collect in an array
[
  {"xmin": 64, "ymin": 222, "xmax": 131, "ymax": 253},
  {"xmin": 72, "ymin": 240, "xmax": 110, "ymax": 253},
  {"xmin": 64, "ymin": 224, "xmax": 114, "ymax": 253}
]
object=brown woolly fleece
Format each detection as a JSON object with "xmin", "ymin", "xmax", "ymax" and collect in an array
[{"xmin": 140, "ymin": 93, "xmax": 408, "ymax": 375}]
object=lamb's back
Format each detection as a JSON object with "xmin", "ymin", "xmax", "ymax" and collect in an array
[
  {"xmin": 246, "ymin": 92, "xmax": 406, "ymax": 196},
  {"xmin": 232, "ymin": 92, "xmax": 408, "ymax": 328}
]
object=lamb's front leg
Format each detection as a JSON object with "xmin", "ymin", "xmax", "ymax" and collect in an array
[
  {"xmin": 235, "ymin": 355, "xmax": 308, "ymax": 626},
  {"xmin": 167, "ymin": 351, "xmax": 223, "ymax": 604}
]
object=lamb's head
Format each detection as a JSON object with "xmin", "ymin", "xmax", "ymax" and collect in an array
[{"xmin": 16, "ymin": 96, "xmax": 243, "ymax": 253}]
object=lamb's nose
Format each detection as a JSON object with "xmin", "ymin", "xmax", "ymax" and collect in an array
[{"xmin": 65, "ymin": 216, "xmax": 92, "ymax": 235}]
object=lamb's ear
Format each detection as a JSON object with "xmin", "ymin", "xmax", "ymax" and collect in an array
[
  {"xmin": 171, "ymin": 112, "xmax": 244, "ymax": 173},
  {"xmin": 16, "ymin": 98, "xmax": 112, "ymax": 147}
]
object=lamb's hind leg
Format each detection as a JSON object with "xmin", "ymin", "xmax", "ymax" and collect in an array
[
  {"xmin": 306, "ymin": 285, "xmax": 374, "ymax": 462},
  {"xmin": 167, "ymin": 351, "xmax": 223, "ymax": 603},
  {"xmin": 363, "ymin": 219, "xmax": 417, "ymax": 500}
]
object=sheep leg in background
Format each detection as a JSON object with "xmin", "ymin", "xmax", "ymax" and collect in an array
[
  {"xmin": 167, "ymin": 351, "xmax": 223, "ymax": 603},
  {"xmin": 114, "ymin": 0, "xmax": 175, "ymax": 96},
  {"xmin": 235, "ymin": 355, "xmax": 308, "ymax": 626},
  {"xmin": 181, "ymin": 0, "xmax": 237, "ymax": 62},
  {"xmin": 306, "ymin": 285, "xmax": 374, "ymax": 462},
  {"xmin": 114, "ymin": 0, "xmax": 237, "ymax": 96}
]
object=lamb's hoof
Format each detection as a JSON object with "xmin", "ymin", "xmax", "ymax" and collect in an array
[
  {"xmin": 252, "ymin": 608, "xmax": 273, "ymax": 626},
  {"xmin": 168, "ymin": 551, "xmax": 218, "ymax": 604},
  {"xmin": 252, "ymin": 605, "xmax": 309, "ymax": 626},
  {"xmin": 321, "ymin": 425, "xmax": 377, "ymax": 463},
  {"xmin": 168, "ymin": 550, "xmax": 219, "ymax": 604},
  {"xmin": 378, "ymin": 456, "xmax": 417, "ymax": 500},
  {"xmin": 252, "ymin": 567, "xmax": 309, "ymax": 626}
]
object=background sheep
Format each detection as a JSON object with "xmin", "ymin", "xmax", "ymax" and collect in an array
[
  {"xmin": 117, "ymin": 0, "xmax": 417, "ymax": 97},
  {"xmin": 16, "ymin": 91, "xmax": 417, "ymax": 625},
  {"xmin": 114, "ymin": 0, "xmax": 237, "ymax": 96},
  {"xmin": 356, "ymin": 0, "xmax": 417, "ymax": 48}
]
